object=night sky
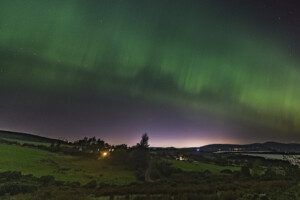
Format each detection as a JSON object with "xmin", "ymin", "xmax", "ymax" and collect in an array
[{"xmin": 0, "ymin": 0, "xmax": 300, "ymax": 147}]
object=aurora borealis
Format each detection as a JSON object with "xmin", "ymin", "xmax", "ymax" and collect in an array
[{"xmin": 0, "ymin": 0, "xmax": 299, "ymax": 147}]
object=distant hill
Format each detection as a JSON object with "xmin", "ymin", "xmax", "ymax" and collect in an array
[
  {"xmin": 198, "ymin": 142, "xmax": 300, "ymax": 153},
  {"xmin": 0, "ymin": 130, "xmax": 67, "ymax": 145}
]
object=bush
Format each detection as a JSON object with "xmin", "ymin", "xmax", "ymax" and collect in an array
[
  {"xmin": 263, "ymin": 168, "xmax": 276, "ymax": 180},
  {"xmin": 130, "ymin": 149, "xmax": 150, "ymax": 171},
  {"xmin": 0, "ymin": 184, "xmax": 36, "ymax": 195},
  {"xmin": 220, "ymin": 169, "xmax": 233, "ymax": 174},
  {"xmin": 203, "ymin": 170, "xmax": 212, "ymax": 177},
  {"xmin": 39, "ymin": 175, "xmax": 56, "ymax": 186},
  {"xmin": 55, "ymin": 180, "xmax": 65, "ymax": 186},
  {"xmin": 149, "ymin": 159, "xmax": 176, "ymax": 180},
  {"xmin": 84, "ymin": 180, "xmax": 97, "ymax": 189},
  {"xmin": 0, "ymin": 171, "xmax": 22, "ymax": 181},
  {"xmin": 110, "ymin": 149, "xmax": 130, "ymax": 165},
  {"xmin": 240, "ymin": 166, "xmax": 251, "ymax": 177},
  {"xmin": 68, "ymin": 181, "xmax": 81, "ymax": 187},
  {"xmin": 220, "ymin": 191, "xmax": 238, "ymax": 200},
  {"xmin": 134, "ymin": 169, "xmax": 146, "ymax": 181}
]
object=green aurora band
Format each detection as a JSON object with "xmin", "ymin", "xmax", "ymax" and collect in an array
[{"xmin": 0, "ymin": 0, "xmax": 299, "ymax": 144}]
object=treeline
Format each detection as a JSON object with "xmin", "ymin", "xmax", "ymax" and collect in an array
[{"xmin": 0, "ymin": 135, "xmax": 115, "ymax": 156}]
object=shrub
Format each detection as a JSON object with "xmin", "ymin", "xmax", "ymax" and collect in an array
[
  {"xmin": 134, "ymin": 169, "xmax": 146, "ymax": 181},
  {"xmin": 220, "ymin": 169, "xmax": 233, "ymax": 174},
  {"xmin": 240, "ymin": 166, "xmax": 251, "ymax": 177},
  {"xmin": 203, "ymin": 170, "xmax": 212, "ymax": 177},
  {"xmin": 110, "ymin": 149, "xmax": 130, "ymax": 165},
  {"xmin": 0, "ymin": 171, "xmax": 22, "ymax": 181},
  {"xmin": 219, "ymin": 191, "xmax": 238, "ymax": 200},
  {"xmin": 149, "ymin": 159, "xmax": 176, "ymax": 180},
  {"xmin": 263, "ymin": 168, "xmax": 276, "ymax": 180},
  {"xmin": 0, "ymin": 184, "xmax": 36, "ymax": 195},
  {"xmin": 84, "ymin": 180, "xmax": 97, "ymax": 189},
  {"xmin": 68, "ymin": 181, "xmax": 81, "ymax": 187},
  {"xmin": 39, "ymin": 175, "xmax": 56, "ymax": 186}
]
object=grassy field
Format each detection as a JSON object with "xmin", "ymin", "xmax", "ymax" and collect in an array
[
  {"xmin": 170, "ymin": 160, "xmax": 240, "ymax": 174},
  {"xmin": 0, "ymin": 144, "xmax": 135, "ymax": 185}
]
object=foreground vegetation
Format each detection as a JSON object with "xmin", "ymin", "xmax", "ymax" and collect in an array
[
  {"xmin": 0, "ymin": 144, "xmax": 134, "ymax": 185},
  {"xmin": 170, "ymin": 160, "xmax": 240, "ymax": 174},
  {"xmin": 1, "ymin": 132, "xmax": 300, "ymax": 199}
]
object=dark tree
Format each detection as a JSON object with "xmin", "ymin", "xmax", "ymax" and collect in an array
[
  {"xmin": 130, "ymin": 134, "xmax": 151, "ymax": 181},
  {"xmin": 115, "ymin": 144, "xmax": 128, "ymax": 150},
  {"xmin": 110, "ymin": 148, "xmax": 129, "ymax": 165},
  {"xmin": 137, "ymin": 133, "xmax": 149, "ymax": 148},
  {"xmin": 97, "ymin": 139, "xmax": 105, "ymax": 148}
]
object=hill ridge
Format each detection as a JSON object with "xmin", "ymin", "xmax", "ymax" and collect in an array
[{"xmin": 0, "ymin": 130, "xmax": 67, "ymax": 144}]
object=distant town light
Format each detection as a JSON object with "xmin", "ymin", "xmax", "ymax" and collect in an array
[
  {"xmin": 176, "ymin": 155, "xmax": 188, "ymax": 161},
  {"xmin": 102, "ymin": 152, "xmax": 108, "ymax": 157},
  {"xmin": 99, "ymin": 151, "xmax": 109, "ymax": 159}
]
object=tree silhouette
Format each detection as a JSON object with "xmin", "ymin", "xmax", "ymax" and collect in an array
[
  {"xmin": 137, "ymin": 133, "xmax": 149, "ymax": 148},
  {"xmin": 131, "ymin": 133, "xmax": 150, "ymax": 181}
]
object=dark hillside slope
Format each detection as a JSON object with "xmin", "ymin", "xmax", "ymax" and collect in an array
[
  {"xmin": 199, "ymin": 142, "xmax": 300, "ymax": 153},
  {"xmin": 0, "ymin": 130, "xmax": 67, "ymax": 144}
]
